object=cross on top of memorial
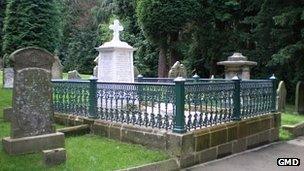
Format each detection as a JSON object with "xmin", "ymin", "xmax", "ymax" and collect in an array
[
  {"xmin": 109, "ymin": 19, "xmax": 123, "ymax": 42},
  {"xmin": 97, "ymin": 19, "xmax": 135, "ymax": 49}
]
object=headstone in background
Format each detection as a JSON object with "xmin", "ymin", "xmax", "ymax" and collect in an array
[
  {"xmin": 134, "ymin": 66, "xmax": 139, "ymax": 78},
  {"xmin": 168, "ymin": 61, "xmax": 187, "ymax": 78},
  {"xmin": 96, "ymin": 19, "xmax": 135, "ymax": 83},
  {"xmin": 93, "ymin": 66, "xmax": 98, "ymax": 77},
  {"xmin": 93, "ymin": 57, "xmax": 99, "ymax": 77},
  {"xmin": 3, "ymin": 68, "xmax": 14, "ymax": 88},
  {"xmin": 68, "ymin": 70, "xmax": 81, "ymax": 80},
  {"xmin": 0, "ymin": 58, "xmax": 3, "ymax": 70},
  {"xmin": 179, "ymin": 64, "xmax": 187, "ymax": 78},
  {"xmin": 2, "ymin": 47, "xmax": 64, "ymax": 155},
  {"xmin": 277, "ymin": 81, "xmax": 287, "ymax": 112},
  {"xmin": 51, "ymin": 55, "xmax": 63, "ymax": 79},
  {"xmin": 295, "ymin": 81, "xmax": 304, "ymax": 114}
]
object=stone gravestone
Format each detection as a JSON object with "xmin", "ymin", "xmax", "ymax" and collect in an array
[
  {"xmin": 295, "ymin": 81, "xmax": 304, "ymax": 114},
  {"xmin": 93, "ymin": 66, "xmax": 98, "ymax": 77},
  {"xmin": 93, "ymin": 56, "xmax": 99, "ymax": 77},
  {"xmin": 277, "ymin": 81, "xmax": 287, "ymax": 112},
  {"xmin": 3, "ymin": 68, "xmax": 14, "ymax": 88},
  {"xmin": 134, "ymin": 66, "xmax": 140, "ymax": 78},
  {"xmin": 96, "ymin": 19, "xmax": 135, "ymax": 83},
  {"xmin": 0, "ymin": 58, "xmax": 3, "ymax": 70},
  {"xmin": 2, "ymin": 47, "xmax": 64, "ymax": 155},
  {"xmin": 51, "ymin": 55, "xmax": 63, "ymax": 79},
  {"xmin": 168, "ymin": 61, "xmax": 187, "ymax": 78},
  {"xmin": 68, "ymin": 70, "xmax": 81, "ymax": 80}
]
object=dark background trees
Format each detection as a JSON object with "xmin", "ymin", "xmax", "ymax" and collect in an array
[
  {"xmin": 1, "ymin": 0, "xmax": 303, "ymax": 101},
  {"xmin": 2, "ymin": 0, "xmax": 61, "ymax": 66}
]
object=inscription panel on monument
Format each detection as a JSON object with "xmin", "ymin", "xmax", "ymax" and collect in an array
[
  {"xmin": 99, "ymin": 52, "xmax": 113, "ymax": 82},
  {"xmin": 11, "ymin": 68, "xmax": 54, "ymax": 138},
  {"xmin": 115, "ymin": 51, "xmax": 133, "ymax": 82}
]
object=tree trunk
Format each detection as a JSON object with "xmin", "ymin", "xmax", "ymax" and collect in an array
[
  {"xmin": 158, "ymin": 46, "xmax": 168, "ymax": 77},
  {"xmin": 169, "ymin": 32, "xmax": 180, "ymax": 66}
]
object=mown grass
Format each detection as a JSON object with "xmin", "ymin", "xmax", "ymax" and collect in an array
[
  {"xmin": 0, "ymin": 71, "xmax": 169, "ymax": 170},
  {"xmin": 279, "ymin": 104, "xmax": 304, "ymax": 141}
]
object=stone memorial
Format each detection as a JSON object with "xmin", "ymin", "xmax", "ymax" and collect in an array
[
  {"xmin": 295, "ymin": 81, "xmax": 304, "ymax": 114},
  {"xmin": 93, "ymin": 66, "xmax": 98, "ymax": 77},
  {"xmin": 68, "ymin": 70, "xmax": 81, "ymax": 80},
  {"xmin": 134, "ymin": 66, "xmax": 140, "ymax": 78},
  {"xmin": 217, "ymin": 53, "xmax": 257, "ymax": 79},
  {"xmin": 168, "ymin": 61, "xmax": 187, "ymax": 78},
  {"xmin": 3, "ymin": 68, "xmax": 14, "ymax": 88},
  {"xmin": 96, "ymin": 19, "xmax": 135, "ymax": 83},
  {"xmin": 51, "ymin": 55, "xmax": 63, "ymax": 79},
  {"xmin": 0, "ymin": 58, "xmax": 3, "ymax": 70},
  {"xmin": 277, "ymin": 81, "xmax": 287, "ymax": 112},
  {"xmin": 2, "ymin": 47, "xmax": 65, "ymax": 155},
  {"xmin": 93, "ymin": 56, "xmax": 99, "ymax": 77}
]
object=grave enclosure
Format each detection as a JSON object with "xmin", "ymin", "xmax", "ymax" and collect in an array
[
  {"xmin": 51, "ymin": 20, "xmax": 280, "ymax": 168},
  {"xmin": 52, "ymin": 75, "xmax": 280, "ymax": 168}
]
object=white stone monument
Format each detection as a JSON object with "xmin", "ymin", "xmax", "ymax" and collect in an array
[{"xmin": 96, "ymin": 19, "xmax": 135, "ymax": 83}]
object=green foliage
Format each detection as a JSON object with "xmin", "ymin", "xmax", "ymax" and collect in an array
[
  {"xmin": 2, "ymin": 0, "xmax": 61, "ymax": 66},
  {"xmin": 137, "ymin": 0, "xmax": 200, "ymax": 45},
  {"xmin": 0, "ymin": 0, "xmax": 6, "ymax": 59}
]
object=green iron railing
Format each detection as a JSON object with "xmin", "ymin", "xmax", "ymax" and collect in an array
[{"xmin": 52, "ymin": 75, "xmax": 277, "ymax": 133}]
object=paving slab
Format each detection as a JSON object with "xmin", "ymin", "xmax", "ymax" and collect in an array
[{"xmin": 185, "ymin": 136, "xmax": 304, "ymax": 171}]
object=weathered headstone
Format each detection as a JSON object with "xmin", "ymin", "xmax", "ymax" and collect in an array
[
  {"xmin": 0, "ymin": 58, "xmax": 3, "ymax": 70},
  {"xmin": 295, "ymin": 81, "xmax": 304, "ymax": 114},
  {"xmin": 3, "ymin": 68, "xmax": 14, "ymax": 88},
  {"xmin": 93, "ymin": 66, "xmax": 98, "ymax": 77},
  {"xmin": 68, "ymin": 70, "xmax": 81, "ymax": 80},
  {"xmin": 96, "ymin": 19, "xmax": 135, "ymax": 83},
  {"xmin": 51, "ymin": 55, "xmax": 63, "ymax": 79},
  {"xmin": 134, "ymin": 66, "xmax": 139, "ymax": 78},
  {"xmin": 2, "ymin": 47, "xmax": 64, "ymax": 155},
  {"xmin": 277, "ymin": 81, "xmax": 287, "ymax": 112},
  {"xmin": 168, "ymin": 61, "xmax": 187, "ymax": 78},
  {"xmin": 93, "ymin": 56, "xmax": 99, "ymax": 77}
]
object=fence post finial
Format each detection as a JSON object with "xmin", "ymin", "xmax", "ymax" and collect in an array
[
  {"xmin": 192, "ymin": 73, "xmax": 200, "ymax": 82},
  {"xmin": 270, "ymin": 74, "xmax": 277, "ymax": 112}
]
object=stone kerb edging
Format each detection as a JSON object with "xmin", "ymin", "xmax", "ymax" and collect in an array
[
  {"xmin": 57, "ymin": 124, "xmax": 90, "ymax": 136},
  {"xmin": 54, "ymin": 112, "xmax": 281, "ymax": 169},
  {"xmin": 282, "ymin": 122, "xmax": 304, "ymax": 137},
  {"xmin": 119, "ymin": 158, "xmax": 179, "ymax": 171}
]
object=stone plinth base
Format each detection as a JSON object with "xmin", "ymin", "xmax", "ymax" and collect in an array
[
  {"xmin": 43, "ymin": 148, "xmax": 67, "ymax": 166},
  {"xmin": 2, "ymin": 132, "xmax": 65, "ymax": 155}
]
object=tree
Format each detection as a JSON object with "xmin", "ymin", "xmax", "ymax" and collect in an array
[
  {"xmin": 136, "ymin": 0, "xmax": 200, "ymax": 77},
  {"xmin": 2, "ymin": 0, "xmax": 61, "ymax": 66},
  {"xmin": 0, "ymin": 0, "xmax": 6, "ymax": 60}
]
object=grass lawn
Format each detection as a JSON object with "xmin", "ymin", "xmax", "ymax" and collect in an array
[
  {"xmin": 279, "ymin": 105, "xmax": 304, "ymax": 141},
  {"xmin": 0, "ymin": 71, "xmax": 169, "ymax": 170}
]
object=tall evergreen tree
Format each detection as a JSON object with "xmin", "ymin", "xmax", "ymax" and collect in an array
[
  {"xmin": 2, "ymin": 0, "xmax": 61, "ymax": 66},
  {"xmin": 137, "ymin": 0, "xmax": 200, "ymax": 77},
  {"xmin": 0, "ymin": 0, "xmax": 7, "ymax": 60}
]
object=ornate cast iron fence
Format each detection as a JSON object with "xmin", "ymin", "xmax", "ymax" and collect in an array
[{"xmin": 52, "ymin": 76, "xmax": 277, "ymax": 133}]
